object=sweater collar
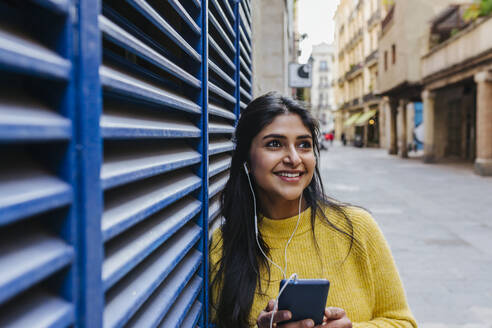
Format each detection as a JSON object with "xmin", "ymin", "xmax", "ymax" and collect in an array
[{"xmin": 259, "ymin": 207, "xmax": 312, "ymax": 239}]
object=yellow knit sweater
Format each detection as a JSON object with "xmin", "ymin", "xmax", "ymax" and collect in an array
[{"xmin": 210, "ymin": 206, "xmax": 417, "ymax": 327}]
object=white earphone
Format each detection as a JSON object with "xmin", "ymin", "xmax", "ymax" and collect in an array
[{"xmin": 243, "ymin": 162, "xmax": 302, "ymax": 328}]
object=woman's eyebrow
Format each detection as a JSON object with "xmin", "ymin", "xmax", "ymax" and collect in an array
[{"xmin": 262, "ymin": 134, "xmax": 312, "ymax": 140}]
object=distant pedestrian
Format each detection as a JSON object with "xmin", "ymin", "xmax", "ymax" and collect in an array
[
  {"xmin": 327, "ymin": 132, "xmax": 334, "ymax": 145},
  {"xmin": 341, "ymin": 132, "xmax": 346, "ymax": 146}
]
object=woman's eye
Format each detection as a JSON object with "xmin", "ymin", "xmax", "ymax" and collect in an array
[
  {"xmin": 266, "ymin": 140, "xmax": 281, "ymax": 148},
  {"xmin": 299, "ymin": 141, "xmax": 312, "ymax": 149}
]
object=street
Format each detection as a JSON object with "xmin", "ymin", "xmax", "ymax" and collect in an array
[{"xmin": 319, "ymin": 145, "xmax": 492, "ymax": 328}]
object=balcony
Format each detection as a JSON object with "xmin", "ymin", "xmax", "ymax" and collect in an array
[
  {"xmin": 365, "ymin": 50, "xmax": 378, "ymax": 65},
  {"xmin": 363, "ymin": 92, "xmax": 380, "ymax": 103},
  {"xmin": 381, "ymin": 5, "xmax": 395, "ymax": 32},
  {"xmin": 351, "ymin": 98, "xmax": 360, "ymax": 107},
  {"xmin": 367, "ymin": 10, "xmax": 381, "ymax": 28},
  {"xmin": 345, "ymin": 62, "xmax": 363, "ymax": 80}
]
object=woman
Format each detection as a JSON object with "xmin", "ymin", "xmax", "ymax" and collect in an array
[{"xmin": 209, "ymin": 93, "xmax": 416, "ymax": 328}]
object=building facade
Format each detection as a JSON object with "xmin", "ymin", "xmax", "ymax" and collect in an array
[
  {"xmin": 251, "ymin": 0, "xmax": 295, "ymax": 97},
  {"xmin": 334, "ymin": 0, "xmax": 383, "ymax": 147},
  {"xmin": 421, "ymin": 11, "xmax": 492, "ymax": 176},
  {"xmin": 309, "ymin": 43, "xmax": 336, "ymax": 133},
  {"xmin": 377, "ymin": 0, "xmax": 456, "ymax": 157}
]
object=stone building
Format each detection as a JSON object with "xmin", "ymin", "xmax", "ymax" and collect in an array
[
  {"xmin": 421, "ymin": 10, "xmax": 492, "ymax": 176},
  {"xmin": 309, "ymin": 43, "xmax": 336, "ymax": 133},
  {"xmin": 377, "ymin": 0, "xmax": 456, "ymax": 157},
  {"xmin": 334, "ymin": 0, "xmax": 383, "ymax": 147}
]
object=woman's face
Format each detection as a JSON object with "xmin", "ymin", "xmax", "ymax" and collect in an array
[{"xmin": 248, "ymin": 113, "xmax": 316, "ymax": 205}]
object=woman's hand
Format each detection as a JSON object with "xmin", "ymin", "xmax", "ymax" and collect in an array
[
  {"xmin": 257, "ymin": 301, "xmax": 352, "ymax": 328},
  {"xmin": 322, "ymin": 307, "xmax": 352, "ymax": 328}
]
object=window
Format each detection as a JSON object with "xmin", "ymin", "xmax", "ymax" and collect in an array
[
  {"xmin": 319, "ymin": 60, "xmax": 328, "ymax": 71},
  {"xmin": 384, "ymin": 50, "xmax": 388, "ymax": 71},
  {"xmin": 392, "ymin": 44, "xmax": 396, "ymax": 64}
]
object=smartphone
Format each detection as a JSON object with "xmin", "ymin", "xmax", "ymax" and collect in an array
[{"xmin": 277, "ymin": 279, "xmax": 330, "ymax": 325}]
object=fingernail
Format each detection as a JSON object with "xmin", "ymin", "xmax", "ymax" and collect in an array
[{"xmin": 306, "ymin": 319, "xmax": 314, "ymax": 327}]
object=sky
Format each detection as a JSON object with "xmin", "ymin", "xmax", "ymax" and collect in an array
[{"xmin": 297, "ymin": 0, "xmax": 341, "ymax": 63}]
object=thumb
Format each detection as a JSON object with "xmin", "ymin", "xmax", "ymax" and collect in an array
[{"xmin": 324, "ymin": 307, "xmax": 345, "ymax": 320}]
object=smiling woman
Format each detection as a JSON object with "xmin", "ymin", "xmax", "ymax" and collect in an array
[{"xmin": 209, "ymin": 92, "xmax": 417, "ymax": 328}]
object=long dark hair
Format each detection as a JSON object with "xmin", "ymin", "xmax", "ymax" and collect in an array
[{"xmin": 210, "ymin": 92, "xmax": 356, "ymax": 327}]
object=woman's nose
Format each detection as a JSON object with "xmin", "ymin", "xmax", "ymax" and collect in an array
[{"xmin": 283, "ymin": 145, "xmax": 301, "ymax": 166}]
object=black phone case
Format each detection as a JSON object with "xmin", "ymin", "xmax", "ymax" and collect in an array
[{"xmin": 277, "ymin": 279, "xmax": 330, "ymax": 325}]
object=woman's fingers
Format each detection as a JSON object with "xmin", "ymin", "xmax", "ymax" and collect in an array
[
  {"xmin": 324, "ymin": 307, "xmax": 346, "ymax": 320},
  {"xmin": 257, "ymin": 310, "xmax": 291, "ymax": 327}
]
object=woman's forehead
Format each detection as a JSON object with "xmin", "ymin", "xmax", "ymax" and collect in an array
[{"xmin": 259, "ymin": 114, "xmax": 311, "ymax": 136}]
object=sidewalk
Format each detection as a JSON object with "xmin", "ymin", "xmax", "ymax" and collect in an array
[{"xmin": 320, "ymin": 145, "xmax": 492, "ymax": 328}]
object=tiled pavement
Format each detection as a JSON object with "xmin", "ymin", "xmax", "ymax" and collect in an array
[{"xmin": 319, "ymin": 144, "xmax": 492, "ymax": 328}]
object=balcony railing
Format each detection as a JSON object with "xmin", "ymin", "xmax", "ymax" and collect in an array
[
  {"xmin": 365, "ymin": 50, "xmax": 378, "ymax": 65},
  {"xmin": 367, "ymin": 10, "xmax": 381, "ymax": 28},
  {"xmin": 382, "ymin": 5, "xmax": 395, "ymax": 31},
  {"xmin": 345, "ymin": 62, "xmax": 363, "ymax": 80},
  {"xmin": 363, "ymin": 92, "xmax": 380, "ymax": 103}
]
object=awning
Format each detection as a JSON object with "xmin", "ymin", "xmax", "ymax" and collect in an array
[
  {"xmin": 343, "ymin": 113, "xmax": 361, "ymax": 127},
  {"xmin": 355, "ymin": 109, "xmax": 377, "ymax": 126}
]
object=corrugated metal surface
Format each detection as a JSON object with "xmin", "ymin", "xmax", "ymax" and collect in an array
[
  {"xmin": 0, "ymin": 1, "xmax": 76, "ymax": 327},
  {"xmin": 0, "ymin": 0, "xmax": 252, "ymax": 327}
]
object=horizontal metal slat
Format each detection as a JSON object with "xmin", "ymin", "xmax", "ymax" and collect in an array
[
  {"xmin": 208, "ymin": 12, "xmax": 235, "ymax": 54},
  {"xmin": 223, "ymin": 0, "xmax": 235, "ymax": 23},
  {"xmin": 240, "ymin": 56, "xmax": 252, "ymax": 77},
  {"xmin": 240, "ymin": 101, "xmax": 247, "ymax": 110},
  {"xmin": 0, "ymin": 26, "xmax": 71, "ymax": 80},
  {"xmin": 100, "ymin": 66, "xmax": 201, "ymax": 114},
  {"xmin": 181, "ymin": 300, "xmax": 202, "ymax": 328},
  {"xmin": 208, "ymin": 121, "xmax": 235, "ymax": 134},
  {"xmin": 157, "ymin": 275, "xmax": 203, "ymax": 327},
  {"xmin": 30, "ymin": 0, "xmax": 70, "ymax": 14},
  {"xmin": 241, "ymin": 1, "xmax": 252, "ymax": 26},
  {"xmin": 240, "ymin": 70, "xmax": 252, "ymax": 90},
  {"xmin": 0, "ymin": 289, "xmax": 73, "ymax": 328},
  {"xmin": 208, "ymin": 196, "xmax": 220, "ymax": 223},
  {"xmin": 101, "ymin": 112, "xmax": 201, "ymax": 139},
  {"xmin": 167, "ymin": 0, "xmax": 201, "ymax": 35},
  {"xmin": 208, "ymin": 138, "xmax": 234, "ymax": 155},
  {"xmin": 0, "ymin": 230, "xmax": 74, "ymax": 305},
  {"xmin": 0, "ymin": 97, "xmax": 71, "ymax": 141},
  {"xmin": 127, "ymin": 0, "xmax": 201, "ymax": 62},
  {"xmin": 208, "ymin": 59, "xmax": 235, "ymax": 87},
  {"xmin": 99, "ymin": 16, "xmax": 200, "ymax": 89},
  {"xmin": 102, "ymin": 146, "xmax": 201, "ymax": 190},
  {"xmin": 208, "ymin": 103, "xmax": 236, "ymax": 120},
  {"xmin": 239, "ymin": 4, "xmax": 252, "ymax": 39},
  {"xmin": 102, "ymin": 171, "xmax": 201, "ymax": 241},
  {"xmin": 209, "ymin": 171, "xmax": 229, "ymax": 198},
  {"xmin": 240, "ymin": 87, "xmax": 252, "ymax": 102},
  {"xmin": 239, "ymin": 26, "xmax": 251, "ymax": 53},
  {"xmin": 191, "ymin": 0, "xmax": 201, "ymax": 9},
  {"xmin": 208, "ymin": 82, "xmax": 236, "ymax": 104},
  {"xmin": 0, "ymin": 168, "xmax": 72, "ymax": 227},
  {"xmin": 240, "ymin": 41, "xmax": 252, "ymax": 66},
  {"xmin": 126, "ymin": 250, "xmax": 201, "ymax": 328},
  {"xmin": 103, "ymin": 197, "xmax": 201, "ymax": 290},
  {"xmin": 208, "ymin": 36, "xmax": 235, "ymax": 71},
  {"xmin": 210, "ymin": 0, "xmax": 235, "ymax": 39},
  {"xmin": 208, "ymin": 155, "xmax": 231, "ymax": 177},
  {"xmin": 103, "ymin": 224, "xmax": 201, "ymax": 328}
]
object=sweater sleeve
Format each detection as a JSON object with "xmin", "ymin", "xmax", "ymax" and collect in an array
[{"xmin": 352, "ymin": 211, "xmax": 417, "ymax": 328}]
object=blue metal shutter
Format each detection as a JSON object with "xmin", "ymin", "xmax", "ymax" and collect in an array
[
  {"xmin": 207, "ymin": 0, "xmax": 237, "ymax": 237},
  {"xmin": 0, "ymin": 1, "xmax": 76, "ymax": 327},
  {"xmin": 238, "ymin": 0, "xmax": 252, "ymax": 110},
  {"xmin": 99, "ymin": 1, "xmax": 205, "ymax": 327}
]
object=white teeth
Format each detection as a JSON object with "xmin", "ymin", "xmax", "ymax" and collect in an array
[{"xmin": 277, "ymin": 172, "xmax": 301, "ymax": 178}]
